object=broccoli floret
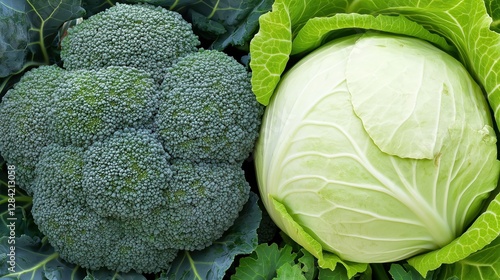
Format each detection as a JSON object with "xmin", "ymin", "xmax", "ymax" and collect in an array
[
  {"xmin": 61, "ymin": 3, "xmax": 199, "ymax": 81},
  {"xmin": 156, "ymin": 49, "xmax": 263, "ymax": 162},
  {"xmin": 159, "ymin": 159, "xmax": 250, "ymax": 250},
  {"xmin": 50, "ymin": 66, "xmax": 158, "ymax": 146},
  {"xmin": 0, "ymin": 3, "xmax": 262, "ymax": 274},
  {"xmin": 0, "ymin": 65, "xmax": 64, "ymax": 191},
  {"xmin": 83, "ymin": 128, "xmax": 171, "ymax": 219}
]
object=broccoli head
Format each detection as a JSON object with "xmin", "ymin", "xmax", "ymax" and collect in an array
[
  {"xmin": 0, "ymin": 2, "xmax": 262, "ymax": 274},
  {"xmin": 61, "ymin": 3, "xmax": 200, "ymax": 81}
]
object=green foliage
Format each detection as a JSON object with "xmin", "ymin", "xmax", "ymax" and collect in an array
[
  {"xmin": 231, "ymin": 241, "xmax": 346, "ymax": 280},
  {"xmin": 0, "ymin": 173, "xmax": 34, "ymax": 238},
  {"xmin": 485, "ymin": 0, "xmax": 500, "ymax": 32},
  {"xmin": 389, "ymin": 264, "xmax": 437, "ymax": 280},
  {"xmin": 122, "ymin": 0, "xmax": 273, "ymax": 50},
  {"xmin": 0, "ymin": 0, "xmax": 85, "ymax": 94},
  {"xmin": 435, "ymin": 236, "xmax": 500, "ymax": 280},
  {"xmin": 233, "ymin": 243, "xmax": 299, "ymax": 280},
  {"xmin": 0, "ymin": 235, "xmax": 87, "ymax": 280}
]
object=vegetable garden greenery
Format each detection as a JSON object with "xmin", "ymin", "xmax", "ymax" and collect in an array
[{"xmin": 1, "ymin": 0, "xmax": 500, "ymax": 279}]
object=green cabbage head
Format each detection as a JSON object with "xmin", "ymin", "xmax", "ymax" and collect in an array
[{"xmin": 255, "ymin": 32, "xmax": 500, "ymax": 264}]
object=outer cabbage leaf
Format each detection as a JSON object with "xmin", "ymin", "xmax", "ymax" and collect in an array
[
  {"xmin": 249, "ymin": 0, "xmax": 350, "ymax": 105},
  {"xmin": 407, "ymin": 193, "xmax": 500, "ymax": 276},
  {"xmin": 435, "ymin": 235, "xmax": 500, "ymax": 279},
  {"xmin": 291, "ymin": 14, "xmax": 456, "ymax": 56}
]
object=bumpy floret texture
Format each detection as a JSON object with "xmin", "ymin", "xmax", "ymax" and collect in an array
[
  {"xmin": 51, "ymin": 66, "xmax": 158, "ymax": 146},
  {"xmin": 83, "ymin": 129, "xmax": 171, "ymax": 219},
  {"xmin": 61, "ymin": 3, "xmax": 199, "ymax": 81},
  {"xmin": 160, "ymin": 159, "xmax": 250, "ymax": 250},
  {"xmin": 0, "ymin": 66, "xmax": 64, "ymax": 191},
  {"xmin": 0, "ymin": 3, "xmax": 262, "ymax": 274},
  {"xmin": 32, "ymin": 143, "xmax": 179, "ymax": 273},
  {"xmin": 156, "ymin": 50, "xmax": 263, "ymax": 162}
]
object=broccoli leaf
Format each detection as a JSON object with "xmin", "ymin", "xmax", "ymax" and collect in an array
[
  {"xmin": 122, "ymin": 0, "xmax": 273, "ymax": 50},
  {"xmin": 0, "ymin": 1, "xmax": 29, "ymax": 79},
  {"xmin": 0, "ymin": 235, "xmax": 149, "ymax": 280},
  {"xmin": 0, "ymin": 0, "xmax": 85, "ymax": 94},
  {"xmin": 0, "ymin": 164, "xmax": 36, "ymax": 238},
  {"xmin": 166, "ymin": 192, "xmax": 261, "ymax": 280},
  {"xmin": 0, "ymin": 235, "xmax": 86, "ymax": 280},
  {"xmin": 81, "ymin": 0, "xmax": 115, "ymax": 18}
]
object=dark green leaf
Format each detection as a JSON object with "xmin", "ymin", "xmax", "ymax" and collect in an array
[
  {"xmin": 0, "ymin": 1, "xmax": 29, "ymax": 78},
  {"xmin": 166, "ymin": 192, "xmax": 262, "ymax": 280},
  {"xmin": 485, "ymin": 0, "xmax": 500, "ymax": 32},
  {"xmin": 297, "ymin": 249, "xmax": 317, "ymax": 280},
  {"xmin": 317, "ymin": 266, "xmax": 348, "ymax": 280},
  {"xmin": 121, "ymin": 0, "xmax": 273, "ymax": 50},
  {"xmin": 0, "ymin": 0, "xmax": 85, "ymax": 94},
  {"xmin": 0, "ymin": 164, "xmax": 36, "ymax": 238},
  {"xmin": 389, "ymin": 263, "xmax": 438, "ymax": 280},
  {"xmin": 81, "ymin": 0, "xmax": 116, "ymax": 18},
  {"xmin": 0, "ymin": 235, "xmax": 86, "ymax": 280}
]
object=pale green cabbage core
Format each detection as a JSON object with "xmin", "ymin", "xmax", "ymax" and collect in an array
[{"xmin": 255, "ymin": 32, "xmax": 500, "ymax": 263}]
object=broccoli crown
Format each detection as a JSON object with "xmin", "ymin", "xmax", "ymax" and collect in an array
[
  {"xmin": 0, "ymin": 3, "xmax": 262, "ymax": 274},
  {"xmin": 156, "ymin": 49, "xmax": 263, "ymax": 162},
  {"xmin": 0, "ymin": 65, "xmax": 64, "ymax": 191},
  {"xmin": 61, "ymin": 3, "xmax": 199, "ymax": 81}
]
